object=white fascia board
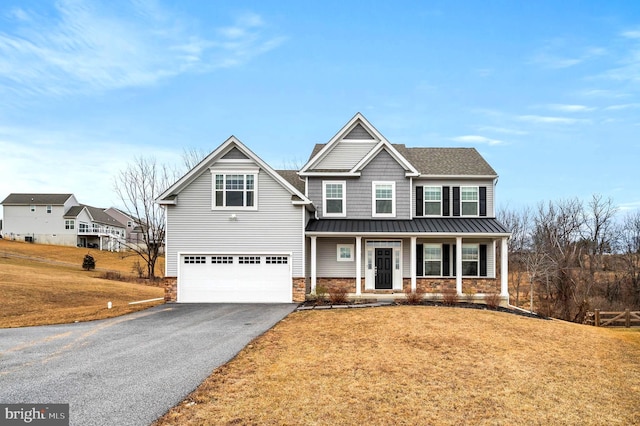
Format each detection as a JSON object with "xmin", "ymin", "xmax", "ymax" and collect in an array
[
  {"xmin": 350, "ymin": 141, "xmax": 420, "ymax": 176},
  {"xmin": 156, "ymin": 136, "xmax": 311, "ymax": 205},
  {"xmin": 157, "ymin": 198, "xmax": 177, "ymax": 205},
  {"xmin": 299, "ymin": 113, "xmax": 386, "ymax": 173},
  {"xmin": 298, "ymin": 171, "xmax": 361, "ymax": 177},
  {"xmin": 417, "ymin": 174, "xmax": 499, "ymax": 180}
]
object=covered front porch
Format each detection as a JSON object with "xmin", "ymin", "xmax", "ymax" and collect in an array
[{"xmin": 306, "ymin": 218, "xmax": 511, "ymax": 304}]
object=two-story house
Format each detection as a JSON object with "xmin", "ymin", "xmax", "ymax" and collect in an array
[
  {"xmin": 1, "ymin": 193, "xmax": 127, "ymax": 251},
  {"xmin": 158, "ymin": 113, "xmax": 510, "ymax": 304}
]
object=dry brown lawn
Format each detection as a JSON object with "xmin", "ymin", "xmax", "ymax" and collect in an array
[
  {"xmin": 155, "ymin": 307, "xmax": 640, "ymax": 426},
  {"xmin": 0, "ymin": 239, "xmax": 164, "ymax": 328}
]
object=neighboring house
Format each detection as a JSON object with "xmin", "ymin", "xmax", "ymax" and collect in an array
[
  {"xmin": 158, "ymin": 113, "xmax": 511, "ymax": 304},
  {"xmin": 1, "ymin": 193, "xmax": 127, "ymax": 251},
  {"xmin": 104, "ymin": 207, "xmax": 146, "ymax": 245}
]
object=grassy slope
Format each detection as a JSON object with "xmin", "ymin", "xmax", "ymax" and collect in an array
[
  {"xmin": 0, "ymin": 239, "xmax": 164, "ymax": 328},
  {"xmin": 155, "ymin": 307, "xmax": 640, "ymax": 426}
]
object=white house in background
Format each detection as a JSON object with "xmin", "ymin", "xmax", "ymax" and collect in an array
[
  {"xmin": 1, "ymin": 193, "xmax": 127, "ymax": 251},
  {"xmin": 157, "ymin": 113, "xmax": 511, "ymax": 304}
]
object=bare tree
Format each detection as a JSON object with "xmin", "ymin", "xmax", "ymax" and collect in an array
[
  {"xmin": 532, "ymin": 199, "xmax": 584, "ymax": 320},
  {"xmin": 497, "ymin": 206, "xmax": 532, "ymax": 306},
  {"xmin": 578, "ymin": 194, "xmax": 618, "ymax": 310},
  {"xmin": 114, "ymin": 157, "xmax": 177, "ymax": 279},
  {"xmin": 618, "ymin": 210, "xmax": 640, "ymax": 307},
  {"xmin": 182, "ymin": 147, "xmax": 209, "ymax": 172}
]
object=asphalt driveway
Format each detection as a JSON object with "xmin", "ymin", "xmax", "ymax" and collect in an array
[{"xmin": 0, "ymin": 303, "xmax": 298, "ymax": 426}]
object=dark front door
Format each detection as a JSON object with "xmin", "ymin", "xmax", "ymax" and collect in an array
[{"xmin": 375, "ymin": 248, "xmax": 393, "ymax": 289}]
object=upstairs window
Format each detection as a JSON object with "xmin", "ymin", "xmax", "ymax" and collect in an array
[
  {"xmin": 373, "ymin": 181, "xmax": 395, "ymax": 217},
  {"xmin": 46, "ymin": 205, "xmax": 52, "ymax": 214},
  {"xmin": 30, "ymin": 205, "xmax": 36, "ymax": 212},
  {"xmin": 65, "ymin": 220, "xmax": 75, "ymax": 230},
  {"xmin": 424, "ymin": 186, "xmax": 441, "ymax": 216},
  {"xmin": 213, "ymin": 173, "xmax": 256, "ymax": 209},
  {"xmin": 323, "ymin": 181, "xmax": 346, "ymax": 217},
  {"xmin": 461, "ymin": 187, "xmax": 479, "ymax": 216}
]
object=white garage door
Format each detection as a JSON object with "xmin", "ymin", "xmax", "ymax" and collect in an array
[{"xmin": 178, "ymin": 254, "xmax": 292, "ymax": 303}]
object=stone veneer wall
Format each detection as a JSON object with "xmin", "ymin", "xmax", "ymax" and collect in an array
[
  {"xmin": 163, "ymin": 277, "xmax": 177, "ymax": 302},
  {"xmin": 292, "ymin": 277, "xmax": 306, "ymax": 302},
  {"xmin": 311, "ymin": 277, "xmax": 500, "ymax": 295},
  {"xmin": 401, "ymin": 278, "xmax": 500, "ymax": 294}
]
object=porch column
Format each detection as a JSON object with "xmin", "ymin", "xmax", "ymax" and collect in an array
[
  {"xmin": 355, "ymin": 236, "xmax": 362, "ymax": 296},
  {"xmin": 500, "ymin": 237, "xmax": 509, "ymax": 299},
  {"xmin": 456, "ymin": 236, "xmax": 463, "ymax": 295},
  {"xmin": 310, "ymin": 236, "xmax": 317, "ymax": 294},
  {"xmin": 410, "ymin": 236, "xmax": 417, "ymax": 291}
]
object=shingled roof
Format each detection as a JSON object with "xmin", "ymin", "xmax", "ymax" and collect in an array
[
  {"xmin": 1, "ymin": 193, "xmax": 74, "ymax": 205},
  {"xmin": 275, "ymin": 170, "xmax": 305, "ymax": 194},
  {"xmin": 304, "ymin": 144, "xmax": 497, "ymax": 176}
]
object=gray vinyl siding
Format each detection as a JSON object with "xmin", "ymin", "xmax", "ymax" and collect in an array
[
  {"xmin": 221, "ymin": 147, "xmax": 249, "ymax": 159},
  {"xmin": 314, "ymin": 141, "xmax": 377, "ymax": 170},
  {"xmin": 308, "ymin": 149, "xmax": 411, "ymax": 219},
  {"xmin": 412, "ymin": 179, "xmax": 495, "ymax": 217},
  {"xmin": 165, "ymin": 167, "xmax": 304, "ymax": 277},
  {"xmin": 344, "ymin": 123, "xmax": 376, "ymax": 139},
  {"xmin": 316, "ymin": 237, "xmax": 361, "ymax": 277}
]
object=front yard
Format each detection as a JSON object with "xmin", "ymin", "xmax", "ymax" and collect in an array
[{"xmin": 155, "ymin": 306, "xmax": 640, "ymax": 425}]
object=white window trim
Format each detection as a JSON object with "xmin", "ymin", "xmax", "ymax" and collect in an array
[
  {"xmin": 323, "ymin": 181, "xmax": 346, "ymax": 217},
  {"xmin": 462, "ymin": 243, "xmax": 480, "ymax": 277},
  {"xmin": 372, "ymin": 181, "xmax": 396, "ymax": 218},
  {"xmin": 211, "ymin": 169, "xmax": 259, "ymax": 211},
  {"xmin": 423, "ymin": 243, "xmax": 442, "ymax": 277},
  {"xmin": 337, "ymin": 244, "xmax": 354, "ymax": 262},
  {"xmin": 461, "ymin": 186, "xmax": 479, "ymax": 217},
  {"xmin": 423, "ymin": 185, "xmax": 442, "ymax": 217}
]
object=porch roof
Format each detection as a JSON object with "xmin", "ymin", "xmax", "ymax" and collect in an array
[{"xmin": 306, "ymin": 218, "xmax": 510, "ymax": 236}]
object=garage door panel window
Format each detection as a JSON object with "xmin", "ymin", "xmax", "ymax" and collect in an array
[
  {"xmin": 184, "ymin": 256, "xmax": 207, "ymax": 264},
  {"xmin": 239, "ymin": 256, "xmax": 261, "ymax": 264},
  {"xmin": 212, "ymin": 256, "xmax": 233, "ymax": 264},
  {"xmin": 213, "ymin": 173, "xmax": 256, "ymax": 209},
  {"xmin": 266, "ymin": 256, "xmax": 288, "ymax": 264}
]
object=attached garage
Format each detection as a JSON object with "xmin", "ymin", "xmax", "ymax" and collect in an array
[{"xmin": 178, "ymin": 253, "xmax": 292, "ymax": 303}]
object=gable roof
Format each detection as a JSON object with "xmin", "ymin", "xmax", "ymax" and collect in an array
[
  {"xmin": 299, "ymin": 112, "xmax": 418, "ymax": 176},
  {"xmin": 275, "ymin": 170, "xmax": 305, "ymax": 194},
  {"xmin": 1, "ymin": 193, "xmax": 74, "ymax": 205},
  {"xmin": 64, "ymin": 204, "xmax": 126, "ymax": 227},
  {"xmin": 157, "ymin": 136, "xmax": 312, "ymax": 206}
]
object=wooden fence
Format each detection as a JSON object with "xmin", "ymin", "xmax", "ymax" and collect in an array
[{"xmin": 591, "ymin": 309, "xmax": 640, "ymax": 327}]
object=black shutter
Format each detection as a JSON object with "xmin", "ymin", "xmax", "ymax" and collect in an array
[
  {"xmin": 442, "ymin": 244, "xmax": 450, "ymax": 277},
  {"xmin": 479, "ymin": 187, "xmax": 487, "ymax": 217},
  {"xmin": 416, "ymin": 186, "xmax": 423, "ymax": 217},
  {"xmin": 442, "ymin": 186, "xmax": 450, "ymax": 216},
  {"xmin": 480, "ymin": 244, "xmax": 487, "ymax": 277},
  {"xmin": 452, "ymin": 244, "xmax": 457, "ymax": 276},
  {"xmin": 416, "ymin": 244, "xmax": 423, "ymax": 276},
  {"xmin": 453, "ymin": 187, "xmax": 460, "ymax": 216}
]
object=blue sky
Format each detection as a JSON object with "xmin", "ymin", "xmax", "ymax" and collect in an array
[{"xmin": 1, "ymin": 0, "xmax": 640, "ymax": 218}]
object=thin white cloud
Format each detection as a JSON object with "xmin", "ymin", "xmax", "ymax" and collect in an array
[
  {"xmin": 517, "ymin": 115, "xmax": 588, "ymax": 125},
  {"xmin": 0, "ymin": 124, "xmax": 181, "ymax": 209},
  {"xmin": 450, "ymin": 135, "xmax": 504, "ymax": 146},
  {"xmin": 604, "ymin": 103, "xmax": 640, "ymax": 110},
  {"xmin": 0, "ymin": 1, "xmax": 284, "ymax": 97},
  {"xmin": 621, "ymin": 30, "xmax": 640, "ymax": 39},
  {"xmin": 530, "ymin": 40, "xmax": 606, "ymax": 69},
  {"xmin": 476, "ymin": 126, "xmax": 527, "ymax": 135},
  {"xmin": 547, "ymin": 104, "xmax": 595, "ymax": 112}
]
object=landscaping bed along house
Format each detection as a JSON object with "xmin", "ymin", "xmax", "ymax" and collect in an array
[{"xmin": 298, "ymin": 287, "xmax": 548, "ymax": 320}]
